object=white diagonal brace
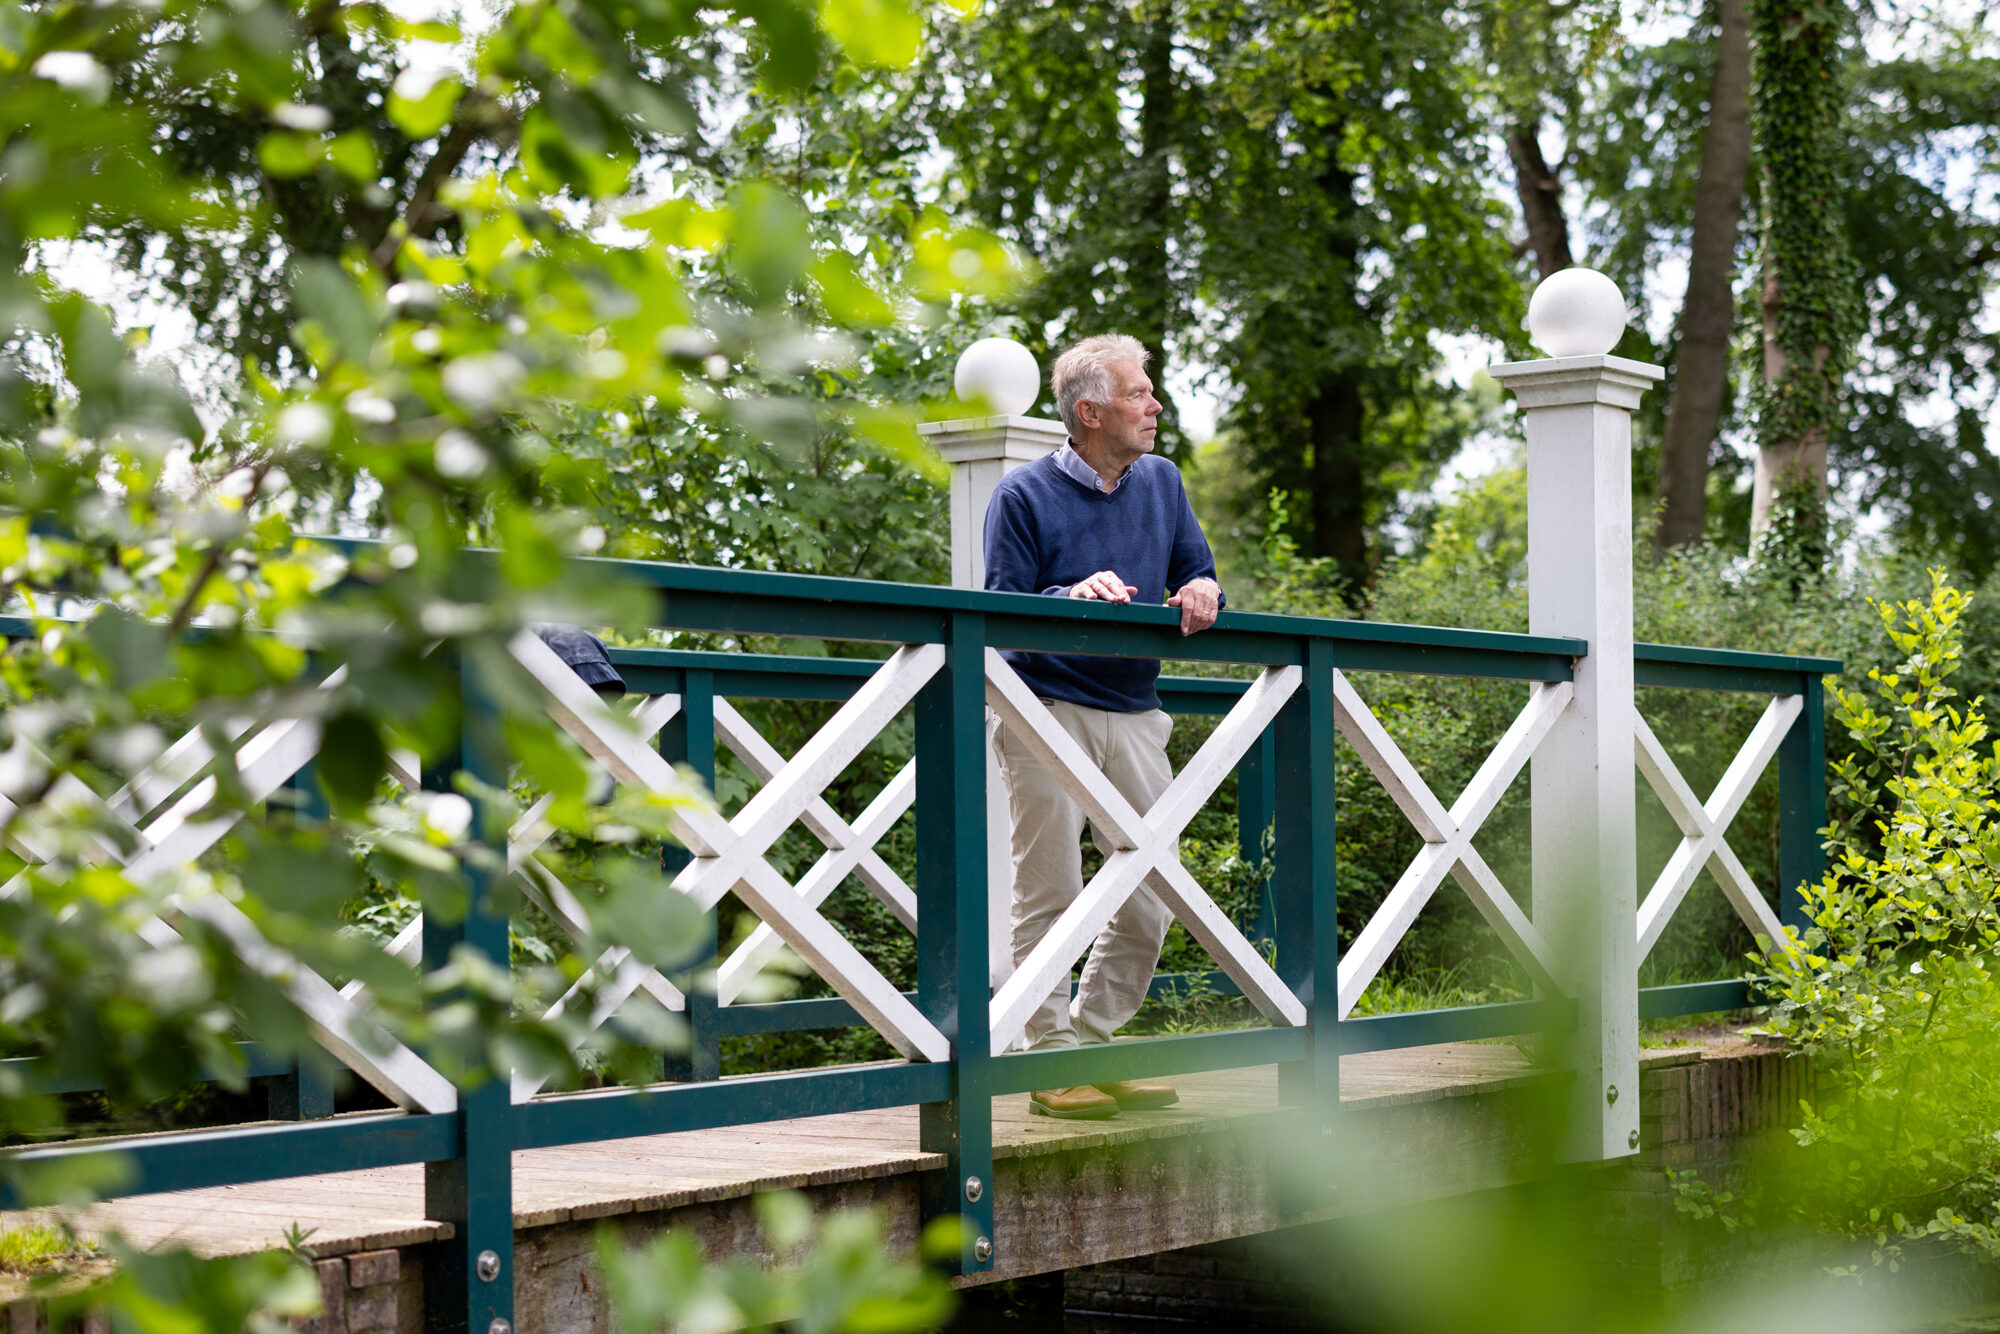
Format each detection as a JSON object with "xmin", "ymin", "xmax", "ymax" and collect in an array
[
  {"xmin": 513, "ymin": 631, "xmax": 732, "ymax": 855},
  {"xmin": 108, "ymin": 668, "xmax": 349, "ymax": 829},
  {"xmin": 984, "ymin": 652, "xmax": 1307, "ymax": 1055},
  {"xmin": 126, "ymin": 713, "xmax": 326, "ymax": 873},
  {"xmin": 1144, "ymin": 665, "xmax": 1303, "ymax": 842},
  {"xmin": 509, "ymin": 942, "xmax": 678, "ymax": 1103},
  {"xmin": 1710, "ymin": 838, "xmax": 1786, "ymax": 951},
  {"xmin": 983, "ymin": 650, "xmax": 1148, "ymax": 845},
  {"xmin": 1331, "ymin": 670, "xmax": 1452, "ymax": 842},
  {"xmin": 4, "ymin": 670, "xmax": 352, "ymax": 870},
  {"xmin": 1447, "ymin": 844, "xmax": 1565, "ymax": 998},
  {"xmin": 1338, "ymin": 842, "xmax": 1460, "ymax": 1018},
  {"xmin": 107, "ymin": 714, "xmax": 256, "ymax": 827},
  {"xmin": 1634, "ymin": 696, "xmax": 1800, "ymax": 958},
  {"xmin": 1335, "ymin": 676, "xmax": 1571, "ymax": 1017},
  {"xmin": 341, "ymin": 914, "xmax": 424, "ymax": 1001},
  {"xmin": 713, "ymin": 697, "xmax": 916, "ymax": 926},
  {"xmin": 1450, "ymin": 681, "xmax": 1576, "ymax": 837},
  {"xmin": 1146, "ymin": 858, "xmax": 1306, "ymax": 1027},
  {"xmin": 985, "ymin": 848, "xmax": 1158, "ymax": 1056},
  {"xmin": 170, "ymin": 888, "xmax": 460, "ymax": 1114}
]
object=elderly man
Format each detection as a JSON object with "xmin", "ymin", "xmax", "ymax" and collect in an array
[{"xmin": 983, "ymin": 334, "xmax": 1224, "ymax": 1120}]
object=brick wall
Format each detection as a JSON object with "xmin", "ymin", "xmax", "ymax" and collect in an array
[
  {"xmin": 298, "ymin": 1248, "xmax": 404, "ymax": 1334},
  {"xmin": 1063, "ymin": 1042, "xmax": 1807, "ymax": 1326},
  {"xmin": 0, "ymin": 1247, "xmax": 408, "ymax": 1334}
]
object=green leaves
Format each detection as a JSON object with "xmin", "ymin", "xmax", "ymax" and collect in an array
[
  {"xmin": 595, "ymin": 1195, "xmax": 959, "ymax": 1333},
  {"xmin": 256, "ymin": 130, "xmax": 324, "ymax": 178},
  {"xmin": 520, "ymin": 92, "xmax": 637, "ymax": 199},
  {"xmin": 819, "ymin": 0, "xmax": 924, "ymax": 68},
  {"xmin": 386, "ymin": 71, "xmax": 462, "ymax": 139},
  {"xmin": 58, "ymin": 1238, "xmax": 320, "ymax": 1334},
  {"xmin": 726, "ymin": 183, "xmax": 814, "ymax": 306},
  {"xmin": 289, "ymin": 258, "xmax": 378, "ymax": 368}
]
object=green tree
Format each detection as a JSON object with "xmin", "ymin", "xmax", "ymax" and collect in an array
[
  {"xmin": 1832, "ymin": 51, "xmax": 2000, "ymax": 577},
  {"xmin": 915, "ymin": 0, "xmax": 1199, "ymax": 449},
  {"xmin": 1198, "ymin": 0, "xmax": 1522, "ymax": 593}
]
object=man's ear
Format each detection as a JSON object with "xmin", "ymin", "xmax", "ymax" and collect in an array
[{"xmin": 1075, "ymin": 399, "xmax": 1101, "ymax": 430}]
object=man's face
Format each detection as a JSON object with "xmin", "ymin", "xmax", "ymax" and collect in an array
[{"xmin": 1084, "ymin": 358, "xmax": 1163, "ymax": 460}]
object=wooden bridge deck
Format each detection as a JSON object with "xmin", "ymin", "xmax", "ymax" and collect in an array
[{"xmin": 17, "ymin": 1042, "xmax": 1557, "ymax": 1270}]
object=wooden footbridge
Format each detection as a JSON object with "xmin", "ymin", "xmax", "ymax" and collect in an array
[{"xmin": 0, "ymin": 312, "xmax": 1839, "ymax": 1332}]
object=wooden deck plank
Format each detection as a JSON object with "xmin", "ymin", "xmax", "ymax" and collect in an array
[{"xmin": 7, "ymin": 1044, "xmax": 1543, "ymax": 1260}]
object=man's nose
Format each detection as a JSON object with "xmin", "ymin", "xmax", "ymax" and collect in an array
[{"xmin": 1145, "ymin": 396, "xmax": 1163, "ymax": 417}]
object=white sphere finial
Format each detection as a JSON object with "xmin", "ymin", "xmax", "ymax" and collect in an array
[
  {"xmin": 1526, "ymin": 268, "xmax": 1629, "ymax": 358},
  {"xmin": 954, "ymin": 337, "xmax": 1040, "ymax": 417}
]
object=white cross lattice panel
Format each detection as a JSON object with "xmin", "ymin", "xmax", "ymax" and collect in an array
[
  {"xmin": 1334, "ymin": 672, "xmax": 1571, "ymax": 1018},
  {"xmin": 0, "ymin": 671, "xmax": 458, "ymax": 1114},
  {"xmin": 982, "ymin": 650, "xmax": 1308, "ymax": 1057},
  {"xmin": 513, "ymin": 632, "xmax": 949, "ymax": 1065},
  {"xmin": 1633, "ymin": 695, "xmax": 1799, "ymax": 959}
]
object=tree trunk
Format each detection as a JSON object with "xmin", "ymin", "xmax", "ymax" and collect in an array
[
  {"xmin": 1306, "ymin": 366, "xmax": 1369, "ymax": 594},
  {"xmin": 1749, "ymin": 262, "xmax": 1829, "ymax": 533},
  {"xmin": 1655, "ymin": 0, "xmax": 1753, "ymax": 550},
  {"xmin": 1747, "ymin": 0, "xmax": 1854, "ymax": 546},
  {"xmin": 1132, "ymin": 9, "xmax": 1180, "ymax": 451},
  {"xmin": 1301, "ymin": 144, "xmax": 1370, "ymax": 595},
  {"xmin": 1506, "ymin": 119, "xmax": 1572, "ymax": 280}
]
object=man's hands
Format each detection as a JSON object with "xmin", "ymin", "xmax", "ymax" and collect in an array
[
  {"xmin": 1069, "ymin": 570, "xmax": 1138, "ymax": 603},
  {"xmin": 1071, "ymin": 573, "xmax": 1220, "ymax": 636},
  {"xmin": 1167, "ymin": 577, "xmax": 1221, "ymax": 636}
]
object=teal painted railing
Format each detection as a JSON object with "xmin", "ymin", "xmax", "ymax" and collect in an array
[{"xmin": 0, "ymin": 558, "xmax": 1840, "ymax": 1331}]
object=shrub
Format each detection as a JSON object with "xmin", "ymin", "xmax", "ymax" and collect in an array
[{"xmin": 1752, "ymin": 573, "xmax": 2000, "ymax": 1267}]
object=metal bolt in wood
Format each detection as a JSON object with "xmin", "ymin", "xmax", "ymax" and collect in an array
[
  {"xmin": 964, "ymin": 1176, "xmax": 983, "ymax": 1203},
  {"xmin": 476, "ymin": 1250, "xmax": 501, "ymax": 1282},
  {"xmin": 973, "ymin": 1236, "xmax": 993, "ymax": 1263}
]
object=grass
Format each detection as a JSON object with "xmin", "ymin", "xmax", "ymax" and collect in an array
[
  {"xmin": 1639, "ymin": 1008, "xmax": 1770, "ymax": 1048},
  {"xmin": 0, "ymin": 1220, "xmax": 96, "ymax": 1277}
]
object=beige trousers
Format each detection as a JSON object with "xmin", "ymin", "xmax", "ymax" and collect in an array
[{"xmin": 995, "ymin": 700, "xmax": 1175, "ymax": 1052}]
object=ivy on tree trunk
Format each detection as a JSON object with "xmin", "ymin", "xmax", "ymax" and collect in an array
[{"xmin": 1748, "ymin": 0, "xmax": 1859, "ymax": 546}]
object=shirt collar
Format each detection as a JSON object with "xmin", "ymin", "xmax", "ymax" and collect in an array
[{"xmin": 1052, "ymin": 441, "xmax": 1131, "ymax": 494}]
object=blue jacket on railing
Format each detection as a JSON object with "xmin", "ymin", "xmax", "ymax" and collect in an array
[{"xmin": 982, "ymin": 452, "xmax": 1223, "ymax": 712}]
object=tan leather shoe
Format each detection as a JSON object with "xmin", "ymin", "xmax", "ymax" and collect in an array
[
  {"xmin": 1029, "ymin": 1086, "xmax": 1121, "ymax": 1120},
  {"xmin": 1094, "ymin": 1079, "xmax": 1179, "ymax": 1110}
]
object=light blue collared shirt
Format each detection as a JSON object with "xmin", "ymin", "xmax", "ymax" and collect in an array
[{"xmin": 1051, "ymin": 441, "xmax": 1131, "ymax": 494}]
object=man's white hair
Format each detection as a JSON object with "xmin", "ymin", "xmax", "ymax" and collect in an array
[{"xmin": 1051, "ymin": 334, "xmax": 1150, "ymax": 436}]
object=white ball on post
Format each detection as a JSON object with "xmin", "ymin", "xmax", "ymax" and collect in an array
[
  {"xmin": 953, "ymin": 337, "xmax": 1041, "ymax": 417},
  {"xmin": 1525, "ymin": 267, "xmax": 1629, "ymax": 359}
]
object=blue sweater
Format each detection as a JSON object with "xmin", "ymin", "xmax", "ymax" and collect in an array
[{"xmin": 983, "ymin": 453, "xmax": 1223, "ymax": 711}]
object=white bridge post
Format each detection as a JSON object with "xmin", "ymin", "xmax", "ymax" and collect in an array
[
  {"xmin": 919, "ymin": 339, "xmax": 1064, "ymax": 989},
  {"xmin": 1490, "ymin": 271, "xmax": 1663, "ymax": 1162}
]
